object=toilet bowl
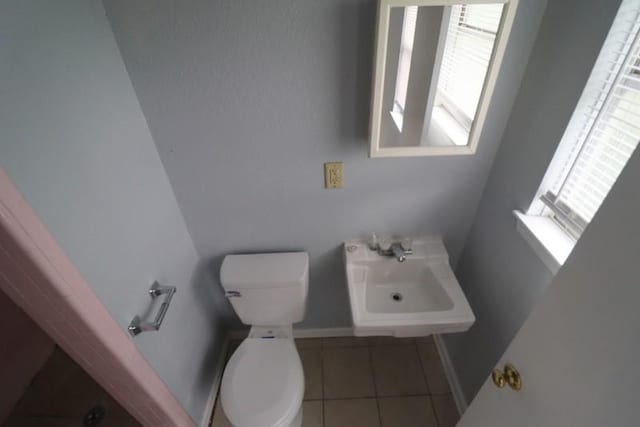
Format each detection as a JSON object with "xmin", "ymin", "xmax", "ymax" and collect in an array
[
  {"xmin": 219, "ymin": 252, "xmax": 309, "ymax": 427},
  {"xmin": 221, "ymin": 327, "xmax": 304, "ymax": 427}
]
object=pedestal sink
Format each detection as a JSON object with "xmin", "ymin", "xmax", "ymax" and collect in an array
[{"xmin": 344, "ymin": 237, "xmax": 475, "ymax": 337}]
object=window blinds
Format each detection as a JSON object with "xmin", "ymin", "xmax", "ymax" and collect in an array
[
  {"xmin": 436, "ymin": 4, "xmax": 503, "ymax": 122},
  {"xmin": 543, "ymin": 0, "xmax": 640, "ymax": 233}
]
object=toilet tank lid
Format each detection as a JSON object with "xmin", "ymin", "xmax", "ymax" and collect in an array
[{"xmin": 220, "ymin": 252, "xmax": 309, "ymax": 290}]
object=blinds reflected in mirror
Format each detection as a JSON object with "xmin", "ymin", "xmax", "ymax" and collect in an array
[{"xmin": 435, "ymin": 4, "xmax": 503, "ymax": 128}]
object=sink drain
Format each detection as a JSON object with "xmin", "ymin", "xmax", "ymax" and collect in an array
[{"xmin": 391, "ymin": 292, "xmax": 403, "ymax": 302}]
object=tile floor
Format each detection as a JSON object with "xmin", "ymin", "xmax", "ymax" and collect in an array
[
  {"xmin": 4, "ymin": 347, "xmax": 141, "ymax": 427},
  {"xmin": 211, "ymin": 336, "xmax": 460, "ymax": 427}
]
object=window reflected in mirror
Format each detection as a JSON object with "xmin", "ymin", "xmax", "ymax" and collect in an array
[{"xmin": 431, "ymin": 4, "xmax": 503, "ymax": 145}]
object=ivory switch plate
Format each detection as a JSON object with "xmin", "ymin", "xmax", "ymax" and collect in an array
[{"xmin": 324, "ymin": 162, "xmax": 344, "ymax": 189}]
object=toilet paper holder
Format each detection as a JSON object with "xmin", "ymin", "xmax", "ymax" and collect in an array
[{"xmin": 128, "ymin": 282, "xmax": 176, "ymax": 337}]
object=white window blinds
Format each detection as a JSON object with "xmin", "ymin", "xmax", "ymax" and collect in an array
[
  {"xmin": 540, "ymin": 0, "xmax": 640, "ymax": 236},
  {"xmin": 435, "ymin": 4, "xmax": 503, "ymax": 126}
]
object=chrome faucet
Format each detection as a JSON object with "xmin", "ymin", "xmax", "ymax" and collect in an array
[
  {"xmin": 369, "ymin": 236, "xmax": 413, "ymax": 262},
  {"xmin": 391, "ymin": 243, "xmax": 409, "ymax": 262}
]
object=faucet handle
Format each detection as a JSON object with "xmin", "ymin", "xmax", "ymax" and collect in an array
[
  {"xmin": 378, "ymin": 237, "xmax": 392, "ymax": 251},
  {"xmin": 400, "ymin": 237, "xmax": 413, "ymax": 251}
]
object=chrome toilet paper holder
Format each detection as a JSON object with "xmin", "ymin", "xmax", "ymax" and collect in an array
[{"xmin": 128, "ymin": 282, "xmax": 176, "ymax": 337}]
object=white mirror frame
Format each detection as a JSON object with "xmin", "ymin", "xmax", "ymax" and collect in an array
[{"xmin": 369, "ymin": 0, "xmax": 519, "ymax": 157}]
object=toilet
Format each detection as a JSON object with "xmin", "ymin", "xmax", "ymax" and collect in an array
[{"xmin": 219, "ymin": 252, "xmax": 309, "ymax": 427}]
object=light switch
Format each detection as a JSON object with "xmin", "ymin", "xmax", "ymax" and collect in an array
[{"xmin": 324, "ymin": 162, "xmax": 344, "ymax": 189}]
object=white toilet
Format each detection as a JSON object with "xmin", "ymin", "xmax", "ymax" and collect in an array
[{"xmin": 219, "ymin": 252, "xmax": 309, "ymax": 427}]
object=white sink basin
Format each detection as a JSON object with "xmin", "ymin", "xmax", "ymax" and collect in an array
[{"xmin": 344, "ymin": 237, "xmax": 475, "ymax": 337}]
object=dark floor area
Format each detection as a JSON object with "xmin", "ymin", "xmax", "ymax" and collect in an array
[{"xmin": 3, "ymin": 347, "xmax": 140, "ymax": 427}]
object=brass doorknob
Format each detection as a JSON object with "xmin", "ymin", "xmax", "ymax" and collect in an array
[
  {"xmin": 492, "ymin": 369, "xmax": 506, "ymax": 388},
  {"xmin": 492, "ymin": 363, "xmax": 522, "ymax": 391}
]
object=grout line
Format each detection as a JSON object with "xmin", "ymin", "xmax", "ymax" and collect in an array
[
  {"xmin": 415, "ymin": 340, "xmax": 432, "ymax": 395},
  {"xmin": 219, "ymin": 337, "xmax": 435, "ymax": 426},
  {"xmin": 430, "ymin": 394, "xmax": 442, "ymax": 427},
  {"xmin": 298, "ymin": 337, "xmax": 447, "ymax": 427},
  {"xmin": 416, "ymin": 340, "xmax": 440, "ymax": 427},
  {"xmin": 415, "ymin": 342, "xmax": 440, "ymax": 427},
  {"xmin": 366, "ymin": 345, "xmax": 384, "ymax": 427},
  {"xmin": 323, "ymin": 394, "xmax": 431, "ymax": 401}
]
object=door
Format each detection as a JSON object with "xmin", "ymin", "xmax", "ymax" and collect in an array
[{"xmin": 458, "ymin": 151, "xmax": 640, "ymax": 426}]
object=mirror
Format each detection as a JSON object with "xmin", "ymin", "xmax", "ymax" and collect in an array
[{"xmin": 369, "ymin": 0, "xmax": 518, "ymax": 157}]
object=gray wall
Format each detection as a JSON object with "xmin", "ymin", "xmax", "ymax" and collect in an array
[
  {"xmin": 445, "ymin": 0, "xmax": 622, "ymax": 402},
  {"xmin": 0, "ymin": 0, "xmax": 224, "ymax": 422},
  {"xmin": 103, "ymin": 0, "xmax": 545, "ymax": 329}
]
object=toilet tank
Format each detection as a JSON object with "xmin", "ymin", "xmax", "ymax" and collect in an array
[{"xmin": 220, "ymin": 252, "xmax": 309, "ymax": 326}]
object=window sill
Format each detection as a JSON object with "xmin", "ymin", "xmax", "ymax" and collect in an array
[
  {"xmin": 390, "ymin": 110, "xmax": 403, "ymax": 133},
  {"xmin": 431, "ymin": 106, "xmax": 469, "ymax": 146},
  {"xmin": 513, "ymin": 210, "xmax": 576, "ymax": 274}
]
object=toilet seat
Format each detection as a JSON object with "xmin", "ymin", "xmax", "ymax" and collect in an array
[{"xmin": 221, "ymin": 338, "xmax": 304, "ymax": 427}]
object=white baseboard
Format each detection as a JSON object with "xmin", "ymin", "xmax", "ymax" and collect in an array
[
  {"xmin": 433, "ymin": 334, "xmax": 468, "ymax": 415},
  {"xmin": 228, "ymin": 327, "xmax": 354, "ymax": 340},
  {"xmin": 293, "ymin": 327, "xmax": 354, "ymax": 338},
  {"xmin": 199, "ymin": 336, "xmax": 230, "ymax": 427}
]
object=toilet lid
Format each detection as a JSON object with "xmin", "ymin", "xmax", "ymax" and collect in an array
[{"xmin": 221, "ymin": 338, "xmax": 304, "ymax": 427}]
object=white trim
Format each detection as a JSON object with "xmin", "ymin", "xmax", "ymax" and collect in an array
[
  {"xmin": 293, "ymin": 327, "xmax": 355, "ymax": 338},
  {"xmin": 385, "ymin": 0, "xmax": 508, "ymax": 6},
  {"xmin": 228, "ymin": 327, "xmax": 356, "ymax": 340},
  {"xmin": 431, "ymin": 105, "xmax": 470, "ymax": 147},
  {"xmin": 390, "ymin": 109, "xmax": 404, "ymax": 132},
  {"xmin": 513, "ymin": 210, "xmax": 575, "ymax": 275},
  {"xmin": 199, "ymin": 336, "xmax": 230, "ymax": 427},
  {"xmin": 369, "ymin": 0, "xmax": 519, "ymax": 157},
  {"xmin": 433, "ymin": 334, "xmax": 468, "ymax": 415},
  {"xmin": 371, "ymin": 144, "xmax": 476, "ymax": 157}
]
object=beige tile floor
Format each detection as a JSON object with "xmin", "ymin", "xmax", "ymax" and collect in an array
[{"xmin": 211, "ymin": 336, "xmax": 460, "ymax": 427}]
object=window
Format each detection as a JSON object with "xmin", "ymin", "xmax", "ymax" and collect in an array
[
  {"xmin": 531, "ymin": 0, "xmax": 640, "ymax": 240},
  {"xmin": 391, "ymin": 6, "xmax": 418, "ymax": 131},
  {"xmin": 433, "ymin": 4, "xmax": 503, "ymax": 136}
]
